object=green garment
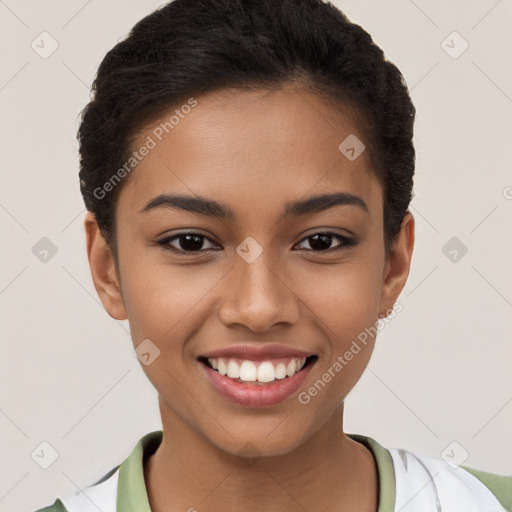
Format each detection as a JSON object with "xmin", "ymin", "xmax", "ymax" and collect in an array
[{"xmin": 34, "ymin": 430, "xmax": 512, "ymax": 512}]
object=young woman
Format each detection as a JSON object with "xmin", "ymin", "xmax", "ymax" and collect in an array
[{"xmin": 35, "ymin": 0, "xmax": 511, "ymax": 510}]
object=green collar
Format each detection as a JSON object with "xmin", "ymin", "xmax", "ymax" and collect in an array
[
  {"xmin": 349, "ymin": 433, "xmax": 396, "ymax": 512},
  {"xmin": 116, "ymin": 430, "xmax": 396, "ymax": 512}
]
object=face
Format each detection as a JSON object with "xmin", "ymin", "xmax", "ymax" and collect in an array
[{"xmin": 86, "ymin": 85, "xmax": 414, "ymax": 457}]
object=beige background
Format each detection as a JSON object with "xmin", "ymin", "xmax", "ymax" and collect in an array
[{"xmin": 0, "ymin": 0, "xmax": 511, "ymax": 510}]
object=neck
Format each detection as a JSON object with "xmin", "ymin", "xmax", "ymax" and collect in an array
[{"xmin": 144, "ymin": 397, "xmax": 378, "ymax": 512}]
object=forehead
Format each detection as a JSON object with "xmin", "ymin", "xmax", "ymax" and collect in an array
[{"xmin": 118, "ymin": 86, "xmax": 382, "ymax": 224}]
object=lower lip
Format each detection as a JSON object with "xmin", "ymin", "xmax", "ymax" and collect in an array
[{"xmin": 199, "ymin": 360, "xmax": 315, "ymax": 408}]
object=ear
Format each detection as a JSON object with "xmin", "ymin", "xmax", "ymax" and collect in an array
[
  {"xmin": 379, "ymin": 212, "xmax": 415, "ymax": 316},
  {"xmin": 84, "ymin": 212, "xmax": 128, "ymax": 320}
]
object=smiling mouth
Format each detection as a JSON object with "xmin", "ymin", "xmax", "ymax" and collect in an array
[{"xmin": 198, "ymin": 355, "xmax": 318, "ymax": 385}]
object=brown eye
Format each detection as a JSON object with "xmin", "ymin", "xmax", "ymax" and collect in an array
[
  {"xmin": 295, "ymin": 232, "xmax": 357, "ymax": 252},
  {"xmin": 157, "ymin": 230, "xmax": 358, "ymax": 255},
  {"xmin": 157, "ymin": 232, "xmax": 218, "ymax": 253}
]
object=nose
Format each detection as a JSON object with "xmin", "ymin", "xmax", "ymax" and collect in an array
[{"xmin": 218, "ymin": 251, "xmax": 300, "ymax": 332}]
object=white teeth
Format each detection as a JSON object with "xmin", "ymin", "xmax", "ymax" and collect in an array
[
  {"xmin": 275, "ymin": 363, "xmax": 287, "ymax": 379},
  {"xmin": 217, "ymin": 358, "xmax": 227, "ymax": 376},
  {"xmin": 239, "ymin": 360, "xmax": 257, "ymax": 381},
  {"xmin": 286, "ymin": 359, "xmax": 296, "ymax": 377},
  {"xmin": 227, "ymin": 360, "xmax": 240, "ymax": 379},
  {"xmin": 206, "ymin": 356, "xmax": 310, "ymax": 383},
  {"xmin": 257, "ymin": 361, "xmax": 275, "ymax": 382}
]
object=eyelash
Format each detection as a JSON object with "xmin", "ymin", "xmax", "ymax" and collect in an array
[{"xmin": 156, "ymin": 231, "xmax": 359, "ymax": 255}]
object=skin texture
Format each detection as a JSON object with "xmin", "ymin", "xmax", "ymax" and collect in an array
[{"xmin": 85, "ymin": 85, "xmax": 414, "ymax": 511}]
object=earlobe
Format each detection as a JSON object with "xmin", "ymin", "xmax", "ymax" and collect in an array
[
  {"xmin": 84, "ymin": 212, "xmax": 128, "ymax": 321},
  {"xmin": 379, "ymin": 212, "xmax": 415, "ymax": 316}
]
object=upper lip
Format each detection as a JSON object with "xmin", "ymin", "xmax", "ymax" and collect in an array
[{"xmin": 200, "ymin": 344, "xmax": 316, "ymax": 360}]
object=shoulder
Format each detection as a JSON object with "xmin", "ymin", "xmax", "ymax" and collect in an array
[
  {"xmin": 32, "ymin": 498, "xmax": 68, "ymax": 512},
  {"xmin": 390, "ymin": 447, "xmax": 511, "ymax": 512},
  {"xmin": 460, "ymin": 464, "xmax": 512, "ymax": 511},
  {"xmin": 30, "ymin": 431, "xmax": 161, "ymax": 512},
  {"xmin": 31, "ymin": 465, "xmax": 120, "ymax": 512}
]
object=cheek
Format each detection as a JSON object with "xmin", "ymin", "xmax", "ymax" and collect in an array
[
  {"xmin": 120, "ymin": 254, "xmax": 222, "ymax": 348},
  {"xmin": 293, "ymin": 262, "xmax": 382, "ymax": 412},
  {"xmin": 302, "ymin": 256, "xmax": 383, "ymax": 335},
  {"xmin": 119, "ymin": 263, "xmax": 221, "ymax": 401},
  {"xmin": 300, "ymin": 249, "xmax": 384, "ymax": 384}
]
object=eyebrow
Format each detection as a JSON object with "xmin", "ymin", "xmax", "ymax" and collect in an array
[{"xmin": 139, "ymin": 191, "xmax": 369, "ymax": 218}]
